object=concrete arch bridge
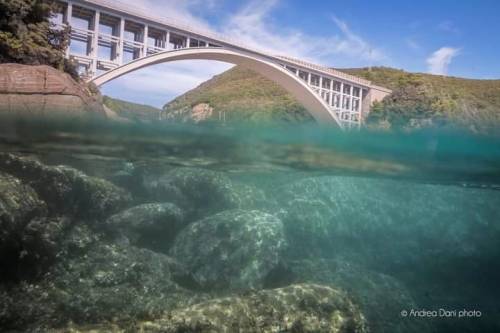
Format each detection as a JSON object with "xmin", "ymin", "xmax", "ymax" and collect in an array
[{"xmin": 54, "ymin": 0, "xmax": 391, "ymax": 128}]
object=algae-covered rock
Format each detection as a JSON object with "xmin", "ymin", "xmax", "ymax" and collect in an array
[
  {"xmin": 170, "ymin": 209, "xmax": 286, "ymax": 291},
  {"xmin": 286, "ymin": 258, "xmax": 431, "ymax": 333},
  {"xmin": 144, "ymin": 167, "xmax": 269, "ymax": 219},
  {"xmin": 0, "ymin": 172, "xmax": 54, "ymax": 280},
  {"xmin": 0, "ymin": 153, "xmax": 132, "ymax": 219},
  {"xmin": 105, "ymin": 202, "xmax": 185, "ymax": 253},
  {"xmin": 0, "ymin": 172, "xmax": 47, "ymax": 239},
  {"xmin": 140, "ymin": 283, "xmax": 367, "ymax": 333},
  {"xmin": 0, "ymin": 226, "xmax": 205, "ymax": 331}
]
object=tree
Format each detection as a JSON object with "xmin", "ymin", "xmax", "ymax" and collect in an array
[{"xmin": 0, "ymin": 0, "xmax": 72, "ymax": 73}]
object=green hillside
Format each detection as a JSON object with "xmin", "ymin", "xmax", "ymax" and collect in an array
[
  {"xmin": 342, "ymin": 67, "xmax": 500, "ymax": 132},
  {"xmin": 162, "ymin": 65, "xmax": 500, "ymax": 132},
  {"xmin": 103, "ymin": 96, "xmax": 162, "ymax": 122},
  {"xmin": 163, "ymin": 66, "xmax": 313, "ymax": 123}
]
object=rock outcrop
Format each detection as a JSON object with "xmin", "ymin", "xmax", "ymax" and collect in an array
[
  {"xmin": 0, "ymin": 63, "xmax": 105, "ymax": 117},
  {"xmin": 162, "ymin": 103, "xmax": 214, "ymax": 123}
]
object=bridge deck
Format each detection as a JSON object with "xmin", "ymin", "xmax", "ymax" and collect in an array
[{"xmin": 54, "ymin": 0, "xmax": 391, "ymax": 127}]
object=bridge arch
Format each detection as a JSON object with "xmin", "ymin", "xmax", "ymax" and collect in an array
[{"xmin": 90, "ymin": 47, "xmax": 342, "ymax": 127}]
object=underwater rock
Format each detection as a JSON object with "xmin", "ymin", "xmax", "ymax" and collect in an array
[
  {"xmin": 145, "ymin": 167, "xmax": 235, "ymax": 214},
  {"xmin": 170, "ymin": 209, "xmax": 286, "ymax": 291},
  {"xmin": 144, "ymin": 167, "xmax": 269, "ymax": 219},
  {"xmin": 139, "ymin": 283, "xmax": 367, "ymax": 333},
  {"xmin": 0, "ymin": 172, "xmax": 58, "ymax": 280},
  {"xmin": 0, "ymin": 153, "xmax": 132, "ymax": 219},
  {"xmin": 105, "ymin": 202, "xmax": 186, "ymax": 253},
  {"xmin": 0, "ymin": 172, "xmax": 48, "ymax": 238},
  {"xmin": 0, "ymin": 226, "xmax": 205, "ymax": 331},
  {"xmin": 285, "ymin": 258, "xmax": 431, "ymax": 333},
  {"xmin": 276, "ymin": 175, "xmax": 500, "ymax": 267},
  {"xmin": 232, "ymin": 181, "xmax": 272, "ymax": 209},
  {"xmin": 108, "ymin": 161, "xmax": 146, "ymax": 197}
]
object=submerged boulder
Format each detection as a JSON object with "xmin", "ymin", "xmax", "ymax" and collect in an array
[
  {"xmin": 144, "ymin": 167, "xmax": 269, "ymax": 219},
  {"xmin": 170, "ymin": 209, "xmax": 286, "ymax": 291},
  {"xmin": 0, "ymin": 226, "xmax": 204, "ymax": 331},
  {"xmin": 285, "ymin": 258, "xmax": 431, "ymax": 333},
  {"xmin": 105, "ymin": 202, "xmax": 185, "ymax": 253},
  {"xmin": 0, "ymin": 172, "xmax": 51, "ymax": 280},
  {"xmin": 145, "ymin": 167, "xmax": 235, "ymax": 213},
  {"xmin": 140, "ymin": 284, "xmax": 367, "ymax": 333},
  {"xmin": 0, "ymin": 172, "xmax": 47, "ymax": 237},
  {"xmin": 0, "ymin": 153, "xmax": 132, "ymax": 219}
]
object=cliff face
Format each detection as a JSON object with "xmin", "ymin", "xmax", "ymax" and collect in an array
[{"xmin": 0, "ymin": 64, "xmax": 106, "ymax": 117}]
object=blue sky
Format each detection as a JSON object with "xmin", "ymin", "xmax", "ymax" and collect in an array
[{"xmin": 101, "ymin": 0, "xmax": 500, "ymax": 107}]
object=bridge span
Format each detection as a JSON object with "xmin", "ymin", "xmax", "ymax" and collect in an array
[{"xmin": 54, "ymin": 0, "xmax": 391, "ymax": 128}]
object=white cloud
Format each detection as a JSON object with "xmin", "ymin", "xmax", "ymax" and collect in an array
[
  {"xmin": 220, "ymin": 1, "xmax": 387, "ymax": 64},
  {"xmin": 426, "ymin": 47, "xmax": 460, "ymax": 75}
]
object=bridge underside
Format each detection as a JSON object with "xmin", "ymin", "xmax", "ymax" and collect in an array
[
  {"xmin": 90, "ymin": 48, "xmax": 344, "ymax": 126},
  {"xmin": 53, "ymin": 0, "xmax": 391, "ymax": 128}
]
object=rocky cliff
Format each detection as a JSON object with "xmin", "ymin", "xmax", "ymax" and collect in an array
[{"xmin": 0, "ymin": 63, "xmax": 106, "ymax": 117}]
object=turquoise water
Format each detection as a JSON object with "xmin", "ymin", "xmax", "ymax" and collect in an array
[{"xmin": 0, "ymin": 118, "xmax": 499, "ymax": 332}]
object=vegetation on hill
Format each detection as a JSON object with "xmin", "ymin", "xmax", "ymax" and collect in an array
[
  {"xmin": 163, "ymin": 66, "xmax": 313, "ymax": 124},
  {"xmin": 163, "ymin": 65, "xmax": 500, "ymax": 132},
  {"xmin": 0, "ymin": 0, "xmax": 74, "ymax": 76},
  {"xmin": 103, "ymin": 96, "xmax": 162, "ymax": 122},
  {"xmin": 341, "ymin": 67, "xmax": 500, "ymax": 132}
]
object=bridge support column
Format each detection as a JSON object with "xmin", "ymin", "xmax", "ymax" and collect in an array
[
  {"xmin": 362, "ymin": 89, "xmax": 371, "ymax": 123},
  {"xmin": 340, "ymin": 81, "xmax": 344, "ymax": 120},
  {"xmin": 117, "ymin": 17, "xmax": 125, "ymax": 65},
  {"xmin": 91, "ymin": 10, "xmax": 100, "ymax": 76},
  {"xmin": 329, "ymin": 79, "xmax": 334, "ymax": 106},
  {"xmin": 143, "ymin": 24, "xmax": 149, "ymax": 57},
  {"xmin": 166, "ymin": 30, "xmax": 170, "ymax": 50}
]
